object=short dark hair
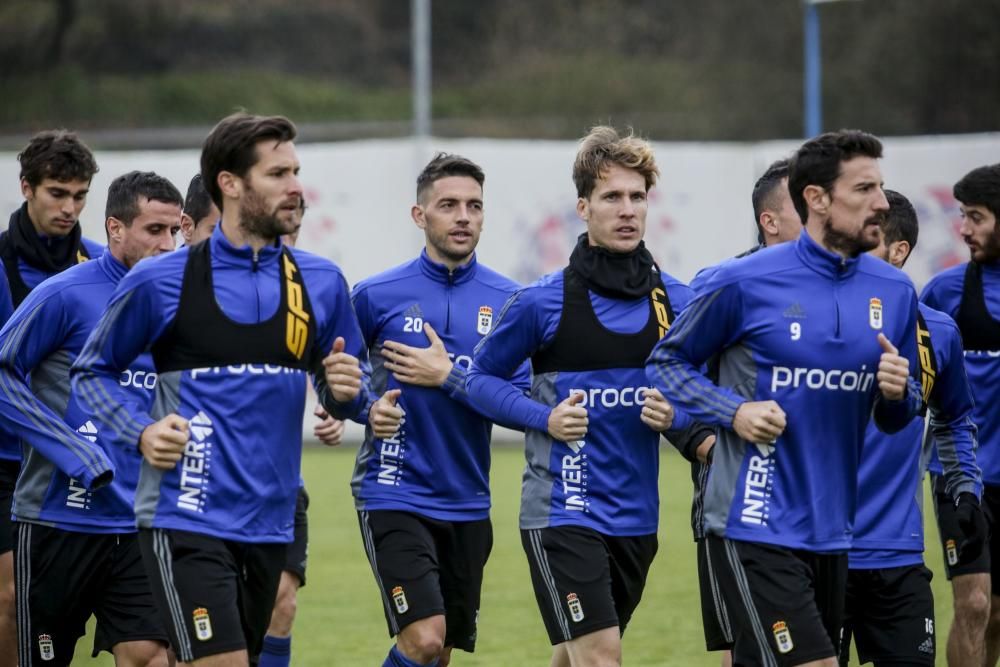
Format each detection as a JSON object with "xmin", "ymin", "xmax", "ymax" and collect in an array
[
  {"xmin": 416, "ymin": 153, "xmax": 485, "ymax": 202},
  {"xmin": 751, "ymin": 158, "xmax": 790, "ymax": 243},
  {"xmin": 573, "ymin": 126, "xmax": 658, "ymax": 199},
  {"xmin": 105, "ymin": 171, "xmax": 183, "ymax": 227},
  {"xmin": 788, "ymin": 130, "xmax": 883, "ymax": 224},
  {"xmin": 882, "ymin": 189, "xmax": 919, "ymax": 251},
  {"xmin": 954, "ymin": 163, "xmax": 1000, "ymax": 222},
  {"xmin": 200, "ymin": 112, "xmax": 297, "ymax": 211},
  {"xmin": 18, "ymin": 129, "xmax": 98, "ymax": 188},
  {"xmin": 183, "ymin": 174, "xmax": 216, "ymax": 226}
]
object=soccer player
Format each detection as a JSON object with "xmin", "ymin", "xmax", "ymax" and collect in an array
[
  {"xmin": 71, "ymin": 113, "xmax": 398, "ymax": 666},
  {"xmin": 921, "ymin": 163, "xmax": 1000, "ymax": 667},
  {"xmin": 687, "ymin": 157, "xmax": 800, "ymax": 666},
  {"xmin": 179, "ymin": 174, "xmax": 221, "ymax": 246},
  {"xmin": 467, "ymin": 127, "xmax": 713, "ymax": 667},
  {"xmin": 0, "ymin": 171, "xmax": 181, "ymax": 666},
  {"xmin": 840, "ymin": 189, "xmax": 984, "ymax": 667},
  {"xmin": 647, "ymin": 129, "xmax": 922, "ymax": 667},
  {"xmin": 0, "ymin": 129, "xmax": 101, "ymax": 666},
  {"xmin": 350, "ymin": 153, "xmax": 527, "ymax": 667}
]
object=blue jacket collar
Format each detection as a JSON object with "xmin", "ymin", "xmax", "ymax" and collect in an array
[
  {"xmin": 795, "ymin": 229, "xmax": 859, "ymax": 280},
  {"xmin": 419, "ymin": 248, "xmax": 477, "ymax": 285},
  {"xmin": 97, "ymin": 248, "xmax": 129, "ymax": 284},
  {"xmin": 211, "ymin": 221, "xmax": 283, "ymax": 267}
]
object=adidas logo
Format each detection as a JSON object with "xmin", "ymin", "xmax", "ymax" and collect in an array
[
  {"xmin": 918, "ymin": 637, "xmax": 934, "ymax": 654},
  {"xmin": 783, "ymin": 303, "xmax": 807, "ymax": 319},
  {"xmin": 404, "ymin": 303, "xmax": 424, "ymax": 320},
  {"xmin": 77, "ymin": 421, "xmax": 98, "ymax": 443}
]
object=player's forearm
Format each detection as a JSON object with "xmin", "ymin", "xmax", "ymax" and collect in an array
[
  {"xmin": 872, "ymin": 376, "xmax": 923, "ymax": 434},
  {"xmin": 466, "ymin": 369, "xmax": 549, "ymax": 432},
  {"xmin": 0, "ymin": 367, "xmax": 114, "ymax": 489},
  {"xmin": 646, "ymin": 356, "xmax": 743, "ymax": 429},
  {"xmin": 71, "ymin": 367, "xmax": 154, "ymax": 455},
  {"xmin": 931, "ymin": 413, "xmax": 983, "ymax": 500}
]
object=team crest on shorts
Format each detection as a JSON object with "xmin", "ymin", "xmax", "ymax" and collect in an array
[
  {"xmin": 38, "ymin": 634, "xmax": 55, "ymax": 661},
  {"xmin": 945, "ymin": 539, "xmax": 959, "ymax": 566},
  {"xmin": 193, "ymin": 607, "xmax": 213, "ymax": 641},
  {"xmin": 392, "ymin": 586, "xmax": 409, "ymax": 614},
  {"xmin": 869, "ymin": 298, "xmax": 883, "ymax": 330},
  {"xmin": 772, "ymin": 621, "xmax": 794, "ymax": 654},
  {"xmin": 566, "ymin": 593, "xmax": 585, "ymax": 622},
  {"xmin": 477, "ymin": 306, "xmax": 493, "ymax": 335}
]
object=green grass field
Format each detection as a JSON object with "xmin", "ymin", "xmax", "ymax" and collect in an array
[{"xmin": 76, "ymin": 445, "xmax": 953, "ymax": 665}]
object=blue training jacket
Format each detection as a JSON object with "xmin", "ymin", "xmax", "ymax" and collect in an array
[
  {"xmin": 850, "ymin": 303, "xmax": 981, "ymax": 569},
  {"xmin": 0, "ymin": 250, "xmax": 157, "ymax": 532},
  {"xmin": 921, "ymin": 261, "xmax": 1000, "ymax": 486},
  {"xmin": 350, "ymin": 250, "xmax": 529, "ymax": 521},
  {"xmin": 467, "ymin": 266, "xmax": 704, "ymax": 537},
  {"xmin": 647, "ymin": 231, "xmax": 923, "ymax": 552},
  {"xmin": 0, "ymin": 235, "xmax": 103, "ymax": 461},
  {"xmin": 71, "ymin": 223, "xmax": 371, "ymax": 543}
]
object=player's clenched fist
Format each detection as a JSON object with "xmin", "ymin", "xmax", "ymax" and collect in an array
[
  {"xmin": 876, "ymin": 333, "xmax": 909, "ymax": 401},
  {"xmin": 313, "ymin": 404, "xmax": 345, "ymax": 447},
  {"xmin": 547, "ymin": 392, "xmax": 588, "ymax": 442},
  {"xmin": 640, "ymin": 388, "xmax": 675, "ymax": 432},
  {"xmin": 139, "ymin": 414, "xmax": 190, "ymax": 470},
  {"xmin": 732, "ymin": 400, "xmax": 786, "ymax": 445},
  {"xmin": 369, "ymin": 389, "xmax": 404, "ymax": 439},
  {"xmin": 323, "ymin": 336, "xmax": 363, "ymax": 403}
]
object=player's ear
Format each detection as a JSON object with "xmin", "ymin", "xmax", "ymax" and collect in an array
[
  {"xmin": 576, "ymin": 197, "xmax": 590, "ymax": 222},
  {"xmin": 802, "ymin": 184, "xmax": 829, "ymax": 216},
  {"xmin": 217, "ymin": 171, "xmax": 240, "ymax": 203},
  {"xmin": 411, "ymin": 204, "xmax": 427, "ymax": 229},
  {"xmin": 759, "ymin": 211, "xmax": 778, "ymax": 237}
]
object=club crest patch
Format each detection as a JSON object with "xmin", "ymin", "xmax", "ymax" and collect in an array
[
  {"xmin": 772, "ymin": 621, "xmax": 793, "ymax": 654},
  {"xmin": 566, "ymin": 593, "xmax": 585, "ymax": 622},
  {"xmin": 392, "ymin": 586, "xmax": 409, "ymax": 614},
  {"xmin": 38, "ymin": 634, "xmax": 55, "ymax": 661},
  {"xmin": 945, "ymin": 539, "xmax": 959, "ymax": 566},
  {"xmin": 477, "ymin": 306, "xmax": 493, "ymax": 335},
  {"xmin": 193, "ymin": 607, "xmax": 213, "ymax": 641},
  {"xmin": 869, "ymin": 297, "xmax": 883, "ymax": 330}
]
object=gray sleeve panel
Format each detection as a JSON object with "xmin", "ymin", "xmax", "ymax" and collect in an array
[
  {"xmin": 518, "ymin": 371, "xmax": 558, "ymax": 530},
  {"xmin": 15, "ymin": 351, "xmax": 79, "ymax": 518},
  {"xmin": 150, "ymin": 370, "xmax": 183, "ymax": 421},
  {"xmin": 30, "ymin": 351, "xmax": 75, "ymax": 416},
  {"xmin": 12, "ymin": 448, "xmax": 57, "ymax": 521},
  {"xmin": 132, "ymin": 371, "xmax": 182, "ymax": 528},
  {"xmin": 133, "ymin": 461, "xmax": 165, "ymax": 528},
  {"xmin": 351, "ymin": 349, "xmax": 389, "ymax": 505},
  {"xmin": 702, "ymin": 343, "xmax": 758, "ymax": 538}
]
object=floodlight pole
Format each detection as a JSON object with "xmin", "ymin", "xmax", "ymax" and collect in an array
[
  {"xmin": 412, "ymin": 0, "xmax": 431, "ymax": 139},
  {"xmin": 803, "ymin": 0, "xmax": 822, "ymax": 138}
]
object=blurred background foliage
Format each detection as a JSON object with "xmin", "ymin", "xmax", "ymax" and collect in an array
[{"xmin": 0, "ymin": 0, "xmax": 997, "ymax": 143}]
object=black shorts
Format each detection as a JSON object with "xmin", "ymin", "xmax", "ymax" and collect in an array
[
  {"xmin": 840, "ymin": 565, "xmax": 935, "ymax": 666},
  {"xmin": 0, "ymin": 459, "xmax": 19, "ymax": 554},
  {"xmin": 283, "ymin": 486, "xmax": 309, "ymax": 587},
  {"xmin": 697, "ymin": 538, "xmax": 735, "ymax": 651},
  {"xmin": 521, "ymin": 525, "xmax": 658, "ymax": 646},
  {"xmin": 706, "ymin": 536, "xmax": 846, "ymax": 667},
  {"xmin": 138, "ymin": 528, "xmax": 285, "ymax": 663},
  {"xmin": 358, "ymin": 510, "xmax": 492, "ymax": 653},
  {"xmin": 13, "ymin": 523, "xmax": 167, "ymax": 666},
  {"xmin": 931, "ymin": 475, "xmax": 1000, "ymax": 593}
]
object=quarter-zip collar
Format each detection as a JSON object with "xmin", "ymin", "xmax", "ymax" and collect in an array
[
  {"xmin": 212, "ymin": 220, "xmax": 283, "ymax": 270},
  {"xmin": 796, "ymin": 228, "xmax": 860, "ymax": 281},
  {"xmin": 97, "ymin": 248, "xmax": 129, "ymax": 284},
  {"xmin": 419, "ymin": 248, "xmax": 477, "ymax": 285}
]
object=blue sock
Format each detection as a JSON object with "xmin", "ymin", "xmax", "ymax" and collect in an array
[
  {"xmin": 383, "ymin": 644, "xmax": 439, "ymax": 667},
  {"xmin": 258, "ymin": 635, "xmax": 291, "ymax": 667}
]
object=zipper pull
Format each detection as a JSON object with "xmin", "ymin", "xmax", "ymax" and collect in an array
[{"xmin": 252, "ymin": 249, "xmax": 259, "ymax": 272}]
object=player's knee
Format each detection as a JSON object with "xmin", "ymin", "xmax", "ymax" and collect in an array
[
  {"xmin": 399, "ymin": 624, "xmax": 445, "ymax": 663},
  {"xmin": 0, "ymin": 577, "xmax": 14, "ymax": 611},
  {"xmin": 116, "ymin": 640, "xmax": 170, "ymax": 667},
  {"xmin": 956, "ymin": 586, "xmax": 991, "ymax": 626}
]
